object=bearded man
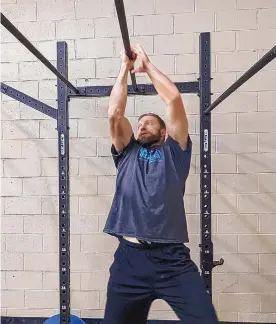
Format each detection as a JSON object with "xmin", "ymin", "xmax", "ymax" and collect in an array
[{"xmin": 103, "ymin": 44, "xmax": 218, "ymax": 324}]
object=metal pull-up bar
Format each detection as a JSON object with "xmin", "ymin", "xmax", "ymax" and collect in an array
[
  {"xmin": 0, "ymin": 12, "xmax": 79, "ymax": 94},
  {"xmin": 205, "ymin": 44, "xmax": 276, "ymax": 114},
  {"xmin": 114, "ymin": 0, "xmax": 138, "ymax": 91}
]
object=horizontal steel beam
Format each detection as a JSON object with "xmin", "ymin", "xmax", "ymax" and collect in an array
[
  {"xmin": 205, "ymin": 45, "xmax": 276, "ymax": 114},
  {"xmin": 1, "ymin": 13, "xmax": 79, "ymax": 95},
  {"xmin": 1, "ymin": 82, "xmax": 58, "ymax": 119},
  {"xmin": 68, "ymin": 82, "xmax": 199, "ymax": 97}
]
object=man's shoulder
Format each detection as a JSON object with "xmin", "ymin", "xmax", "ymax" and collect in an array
[
  {"xmin": 165, "ymin": 134, "xmax": 192, "ymax": 153},
  {"xmin": 111, "ymin": 134, "xmax": 139, "ymax": 168}
]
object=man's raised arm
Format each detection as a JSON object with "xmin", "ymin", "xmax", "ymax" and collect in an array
[
  {"xmin": 132, "ymin": 45, "xmax": 189, "ymax": 150},
  {"xmin": 108, "ymin": 51, "xmax": 135, "ymax": 153}
]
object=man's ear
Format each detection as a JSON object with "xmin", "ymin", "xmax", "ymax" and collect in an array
[{"xmin": 161, "ymin": 128, "xmax": 167, "ymax": 137}]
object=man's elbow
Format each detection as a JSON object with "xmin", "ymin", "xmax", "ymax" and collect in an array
[
  {"xmin": 166, "ymin": 92, "xmax": 182, "ymax": 106},
  {"xmin": 108, "ymin": 107, "xmax": 124, "ymax": 120}
]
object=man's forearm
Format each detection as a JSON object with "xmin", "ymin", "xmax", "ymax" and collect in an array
[
  {"xmin": 108, "ymin": 63, "xmax": 129, "ymax": 118},
  {"xmin": 145, "ymin": 61, "xmax": 189, "ymax": 142},
  {"xmin": 145, "ymin": 62, "xmax": 180, "ymax": 105}
]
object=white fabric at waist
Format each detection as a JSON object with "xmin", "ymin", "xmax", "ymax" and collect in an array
[{"xmin": 123, "ymin": 236, "xmax": 141, "ymax": 244}]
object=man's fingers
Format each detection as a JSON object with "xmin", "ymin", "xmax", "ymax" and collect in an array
[
  {"xmin": 132, "ymin": 44, "xmax": 148, "ymax": 62},
  {"xmin": 131, "ymin": 51, "xmax": 137, "ymax": 61},
  {"xmin": 132, "ymin": 46, "xmax": 140, "ymax": 56},
  {"xmin": 131, "ymin": 66, "xmax": 146, "ymax": 74},
  {"xmin": 120, "ymin": 47, "xmax": 137, "ymax": 61},
  {"xmin": 135, "ymin": 44, "xmax": 145, "ymax": 54},
  {"xmin": 131, "ymin": 67, "xmax": 139, "ymax": 73}
]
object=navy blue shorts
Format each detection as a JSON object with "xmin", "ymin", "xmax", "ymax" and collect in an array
[{"xmin": 103, "ymin": 237, "xmax": 218, "ymax": 324}]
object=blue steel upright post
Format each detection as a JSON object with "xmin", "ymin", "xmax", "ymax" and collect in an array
[
  {"xmin": 199, "ymin": 32, "xmax": 213, "ymax": 297},
  {"xmin": 57, "ymin": 41, "xmax": 71, "ymax": 323}
]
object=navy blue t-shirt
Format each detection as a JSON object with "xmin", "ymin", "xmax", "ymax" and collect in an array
[{"xmin": 103, "ymin": 134, "xmax": 192, "ymax": 243}]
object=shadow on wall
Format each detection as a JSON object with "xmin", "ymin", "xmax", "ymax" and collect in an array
[{"xmin": 237, "ymin": 153, "xmax": 276, "ymax": 214}]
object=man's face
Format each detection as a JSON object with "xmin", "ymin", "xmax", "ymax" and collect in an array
[{"xmin": 137, "ymin": 115, "xmax": 166, "ymax": 146}]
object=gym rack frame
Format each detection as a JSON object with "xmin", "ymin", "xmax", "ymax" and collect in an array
[{"xmin": 2, "ymin": 0, "xmax": 275, "ymax": 322}]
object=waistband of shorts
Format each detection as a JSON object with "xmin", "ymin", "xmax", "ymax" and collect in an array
[{"xmin": 118, "ymin": 236, "xmax": 180, "ymax": 250}]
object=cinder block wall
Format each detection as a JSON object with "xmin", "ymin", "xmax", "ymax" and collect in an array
[{"xmin": 1, "ymin": 0, "xmax": 276, "ymax": 322}]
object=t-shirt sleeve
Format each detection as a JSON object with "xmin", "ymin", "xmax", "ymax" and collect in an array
[
  {"xmin": 166, "ymin": 134, "xmax": 193, "ymax": 181},
  {"xmin": 111, "ymin": 134, "xmax": 136, "ymax": 168}
]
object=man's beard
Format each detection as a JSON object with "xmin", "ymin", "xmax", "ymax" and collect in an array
[{"xmin": 137, "ymin": 132, "xmax": 162, "ymax": 147}]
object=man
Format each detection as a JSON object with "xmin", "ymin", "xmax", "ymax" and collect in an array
[{"xmin": 103, "ymin": 45, "xmax": 218, "ymax": 324}]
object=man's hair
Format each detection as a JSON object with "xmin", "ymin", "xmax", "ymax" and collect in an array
[{"xmin": 138, "ymin": 113, "xmax": 166, "ymax": 129}]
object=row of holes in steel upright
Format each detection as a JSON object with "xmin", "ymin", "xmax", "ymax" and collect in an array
[{"xmin": 58, "ymin": 53, "xmax": 70, "ymax": 318}]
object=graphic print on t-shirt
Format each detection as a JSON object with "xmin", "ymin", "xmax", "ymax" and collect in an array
[{"xmin": 138, "ymin": 147, "xmax": 162, "ymax": 163}]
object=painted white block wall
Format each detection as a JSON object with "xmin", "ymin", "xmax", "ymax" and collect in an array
[{"xmin": 1, "ymin": 0, "xmax": 276, "ymax": 321}]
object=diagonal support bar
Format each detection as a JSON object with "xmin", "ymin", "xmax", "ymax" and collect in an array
[
  {"xmin": 1, "ymin": 82, "xmax": 57, "ymax": 119},
  {"xmin": 205, "ymin": 45, "xmax": 276, "ymax": 114},
  {"xmin": 68, "ymin": 82, "xmax": 199, "ymax": 97},
  {"xmin": 1, "ymin": 13, "xmax": 79, "ymax": 95},
  {"xmin": 114, "ymin": 0, "xmax": 138, "ymax": 91}
]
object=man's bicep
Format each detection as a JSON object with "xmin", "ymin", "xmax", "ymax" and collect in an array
[
  {"xmin": 167, "ymin": 119, "xmax": 189, "ymax": 150},
  {"xmin": 167, "ymin": 135, "xmax": 193, "ymax": 180},
  {"xmin": 166, "ymin": 95, "xmax": 189, "ymax": 150},
  {"xmin": 109, "ymin": 116, "xmax": 133, "ymax": 153}
]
